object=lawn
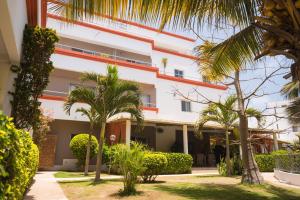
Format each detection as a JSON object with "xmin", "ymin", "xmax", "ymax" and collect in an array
[
  {"xmin": 54, "ymin": 171, "xmax": 110, "ymax": 178},
  {"xmin": 58, "ymin": 175, "xmax": 300, "ymax": 200}
]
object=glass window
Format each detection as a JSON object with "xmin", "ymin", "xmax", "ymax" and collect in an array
[
  {"xmin": 181, "ymin": 101, "xmax": 191, "ymax": 112},
  {"xmin": 141, "ymin": 94, "xmax": 151, "ymax": 107},
  {"xmin": 174, "ymin": 69, "xmax": 184, "ymax": 78}
]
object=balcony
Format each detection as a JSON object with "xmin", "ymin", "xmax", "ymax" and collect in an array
[{"xmin": 56, "ymin": 43, "xmax": 152, "ymax": 67}]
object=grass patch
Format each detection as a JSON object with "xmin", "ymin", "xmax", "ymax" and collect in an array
[
  {"xmin": 58, "ymin": 176, "xmax": 300, "ymax": 200},
  {"xmin": 54, "ymin": 171, "xmax": 96, "ymax": 178}
]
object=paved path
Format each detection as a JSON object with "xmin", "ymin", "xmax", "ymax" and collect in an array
[
  {"xmin": 262, "ymin": 172, "xmax": 300, "ymax": 189},
  {"xmin": 24, "ymin": 171, "xmax": 68, "ymax": 200}
]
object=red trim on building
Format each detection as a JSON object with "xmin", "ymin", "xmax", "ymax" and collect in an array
[
  {"xmin": 46, "ymin": 0, "xmax": 195, "ymax": 42},
  {"xmin": 41, "ymin": 0, "xmax": 47, "ymax": 27},
  {"xmin": 26, "ymin": 0, "xmax": 38, "ymax": 26},
  {"xmin": 141, "ymin": 106, "xmax": 159, "ymax": 113},
  {"xmin": 47, "ymin": 14, "xmax": 198, "ymax": 60},
  {"xmin": 54, "ymin": 48, "xmax": 228, "ymax": 90}
]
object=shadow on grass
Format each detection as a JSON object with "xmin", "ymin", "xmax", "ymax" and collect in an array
[
  {"xmin": 154, "ymin": 183, "xmax": 300, "ymax": 200},
  {"xmin": 109, "ymin": 190, "xmax": 145, "ymax": 198}
]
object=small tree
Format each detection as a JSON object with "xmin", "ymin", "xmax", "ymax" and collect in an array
[
  {"xmin": 72, "ymin": 107, "xmax": 99, "ymax": 176},
  {"xmin": 161, "ymin": 58, "xmax": 168, "ymax": 74},
  {"xmin": 196, "ymin": 95, "xmax": 262, "ymax": 176},
  {"xmin": 64, "ymin": 65, "xmax": 143, "ymax": 181},
  {"xmin": 112, "ymin": 142, "xmax": 145, "ymax": 195}
]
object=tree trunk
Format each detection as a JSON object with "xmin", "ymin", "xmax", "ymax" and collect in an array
[
  {"xmin": 225, "ymin": 129, "xmax": 232, "ymax": 176},
  {"xmin": 95, "ymin": 122, "xmax": 106, "ymax": 182},
  {"xmin": 234, "ymin": 71, "xmax": 263, "ymax": 184},
  {"xmin": 84, "ymin": 127, "xmax": 93, "ymax": 176}
]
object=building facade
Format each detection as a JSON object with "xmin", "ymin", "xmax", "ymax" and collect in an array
[{"xmin": 32, "ymin": 0, "xmax": 230, "ymax": 170}]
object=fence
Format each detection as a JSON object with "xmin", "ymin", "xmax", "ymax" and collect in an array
[{"xmin": 274, "ymin": 154, "xmax": 300, "ymax": 174}]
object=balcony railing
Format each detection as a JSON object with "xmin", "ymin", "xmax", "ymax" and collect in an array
[
  {"xmin": 56, "ymin": 44, "xmax": 152, "ymax": 66},
  {"xmin": 42, "ymin": 90, "xmax": 156, "ymax": 108}
]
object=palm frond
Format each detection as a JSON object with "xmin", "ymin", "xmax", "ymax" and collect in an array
[
  {"xmin": 196, "ymin": 25, "xmax": 263, "ymax": 80},
  {"xmin": 281, "ymin": 81, "xmax": 299, "ymax": 100},
  {"xmin": 287, "ymin": 98, "xmax": 300, "ymax": 125},
  {"xmin": 53, "ymin": 0, "xmax": 259, "ymax": 30}
]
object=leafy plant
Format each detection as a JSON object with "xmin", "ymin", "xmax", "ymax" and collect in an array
[
  {"xmin": 69, "ymin": 134, "xmax": 98, "ymax": 168},
  {"xmin": 218, "ymin": 156, "xmax": 243, "ymax": 176},
  {"xmin": 10, "ymin": 25, "xmax": 58, "ymax": 130},
  {"xmin": 142, "ymin": 153, "xmax": 167, "ymax": 182},
  {"xmin": 112, "ymin": 142, "xmax": 146, "ymax": 195},
  {"xmin": 0, "ymin": 111, "xmax": 39, "ymax": 199},
  {"xmin": 255, "ymin": 154, "xmax": 275, "ymax": 172}
]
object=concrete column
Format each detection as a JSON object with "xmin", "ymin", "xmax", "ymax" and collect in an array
[
  {"xmin": 125, "ymin": 120, "xmax": 131, "ymax": 147},
  {"xmin": 273, "ymin": 132, "xmax": 279, "ymax": 151},
  {"xmin": 183, "ymin": 124, "xmax": 188, "ymax": 154}
]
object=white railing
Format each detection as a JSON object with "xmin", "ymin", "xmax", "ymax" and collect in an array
[
  {"xmin": 56, "ymin": 43, "xmax": 152, "ymax": 66},
  {"xmin": 43, "ymin": 90, "xmax": 156, "ymax": 108}
]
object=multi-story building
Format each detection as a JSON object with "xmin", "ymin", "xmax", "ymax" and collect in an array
[{"xmin": 37, "ymin": 0, "xmax": 229, "ymax": 170}]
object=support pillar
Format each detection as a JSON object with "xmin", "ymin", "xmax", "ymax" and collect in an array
[
  {"xmin": 125, "ymin": 120, "xmax": 131, "ymax": 147},
  {"xmin": 183, "ymin": 124, "xmax": 188, "ymax": 154}
]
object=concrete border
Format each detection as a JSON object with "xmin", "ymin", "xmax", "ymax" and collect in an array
[{"xmin": 274, "ymin": 169, "xmax": 300, "ymax": 187}]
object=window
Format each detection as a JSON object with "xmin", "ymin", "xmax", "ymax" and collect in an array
[
  {"xmin": 181, "ymin": 101, "xmax": 191, "ymax": 112},
  {"xmin": 174, "ymin": 69, "xmax": 184, "ymax": 78},
  {"xmin": 141, "ymin": 94, "xmax": 151, "ymax": 107}
]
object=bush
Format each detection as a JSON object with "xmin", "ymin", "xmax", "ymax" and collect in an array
[
  {"xmin": 255, "ymin": 154, "xmax": 274, "ymax": 172},
  {"xmin": 160, "ymin": 152, "xmax": 193, "ymax": 174},
  {"xmin": 69, "ymin": 134, "xmax": 98, "ymax": 167},
  {"xmin": 112, "ymin": 142, "xmax": 145, "ymax": 195},
  {"xmin": 0, "ymin": 112, "xmax": 39, "ymax": 199},
  {"xmin": 142, "ymin": 153, "xmax": 167, "ymax": 182},
  {"xmin": 218, "ymin": 156, "xmax": 243, "ymax": 176}
]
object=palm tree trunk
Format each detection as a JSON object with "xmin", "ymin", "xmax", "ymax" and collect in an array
[
  {"xmin": 84, "ymin": 124, "xmax": 93, "ymax": 176},
  {"xmin": 234, "ymin": 71, "xmax": 263, "ymax": 184},
  {"xmin": 95, "ymin": 122, "xmax": 106, "ymax": 182},
  {"xmin": 225, "ymin": 129, "xmax": 232, "ymax": 176}
]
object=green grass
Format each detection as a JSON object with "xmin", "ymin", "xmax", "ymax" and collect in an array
[
  {"xmin": 54, "ymin": 171, "xmax": 97, "ymax": 178},
  {"xmin": 58, "ymin": 175, "xmax": 300, "ymax": 200}
]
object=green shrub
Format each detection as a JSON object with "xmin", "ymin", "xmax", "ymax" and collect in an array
[
  {"xmin": 255, "ymin": 154, "xmax": 274, "ymax": 172},
  {"xmin": 142, "ymin": 153, "xmax": 167, "ymax": 182},
  {"xmin": 112, "ymin": 142, "xmax": 145, "ymax": 195},
  {"xmin": 218, "ymin": 156, "xmax": 243, "ymax": 176},
  {"xmin": 271, "ymin": 150, "xmax": 289, "ymax": 155},
  {"xmin": 159, "ymin": 152, "xmax": 193, "ymax": 174},
  {"xmin": 69, "ymin": 134, "xmax": 98, "ymax": 167},
  {"xmin": 0, "ymin": 112, "xmax": 39, "ymax": 199}
]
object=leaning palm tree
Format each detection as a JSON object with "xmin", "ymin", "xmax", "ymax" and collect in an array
[
  {"xmin": 196, "ymin": 95, "xmax": 263, "ymax": 176},
  {"xmin": 64, "ymin": 65, "xmax": 143, "ymax": 181},
  {"xmin": 74, "ymin": 107, "xmax": 99, "ymax": 176}
]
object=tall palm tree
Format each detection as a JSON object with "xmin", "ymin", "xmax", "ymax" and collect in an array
[
  {"xmin": 64, "ymin": 65, "xmax": 143, "ymax": 181},
  {"xmin": 196, "ymin": 95, "xmax": 262, "ymax": 176},
  {"xmin": 74, "ymin": 107, "xmax": 99, "ymax": 176}
]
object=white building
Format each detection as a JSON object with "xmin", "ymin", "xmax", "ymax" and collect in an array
[
  {"xmin": 37, "ymin": 0, "xmax": 231, "ymax": 170},
  {"xmin": 266, "ymin": 100, "xmax": 300, "ymax": 144}
]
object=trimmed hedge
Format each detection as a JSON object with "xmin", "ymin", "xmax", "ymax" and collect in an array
[
  {"xmin": 142, "ymin": 153, "xmax": 167, "ymax": 182},
  {"xmin": 69, "ymin": 134, "xmax": 98, "ymax": 167},
  {"xmin": 159, "ymin": 152, "xmax": 193, "ymax": 174},
  {"xmin": 0, "ymin": 112, "xmax": 39, "ymax": 199},
  {"xmin": 255, "ymin": 154, "xmax": 274, "ymax": 172}
]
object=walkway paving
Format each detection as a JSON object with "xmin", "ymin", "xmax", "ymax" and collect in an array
[
  {"xmin": 24, "ymin": 171, "xmax": 68, "ymax": 200},
  {"xmin": 262, "ymin": 172, "xmax": 300, "ymax": 189}
]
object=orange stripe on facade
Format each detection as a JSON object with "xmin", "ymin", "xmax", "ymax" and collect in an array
[
  {"xmin": 46, "ymin": 0, "xmax": 196, "ymax": 42},
  {"xmin": 47, "ymin": 14, "xmax": 198, "ymax": 60},
  {"xmin": 54, "ymin": 48, "xmax": 228, "ymax": 90}
]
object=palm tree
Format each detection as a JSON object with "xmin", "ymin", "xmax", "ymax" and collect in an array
[
  {"xmin": 196, "ymin": 95, "xmax": 262, "ymax": 176},
  {"xmin": 74, "ymin": 107, "xmax": 99, "ymax": 176},
  {"xmin": 64, "ymin": 65, "xmax": 143, "ymax": 181}
]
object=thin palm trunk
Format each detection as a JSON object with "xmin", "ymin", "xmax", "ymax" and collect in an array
[
  {"xmin": 234, "ymin": 71, "xmax": 263, "ymax": 184},
  {"xmin": 95, "ymin": 122, "xmax": 106, "ymax": 182},
  {"xmin": 84, "ymin": 124, "xmax": 93, "ymax": 176},
  {"xmin": 225, "ymin": 129, "xmax": 232, "ymax": 176}
]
